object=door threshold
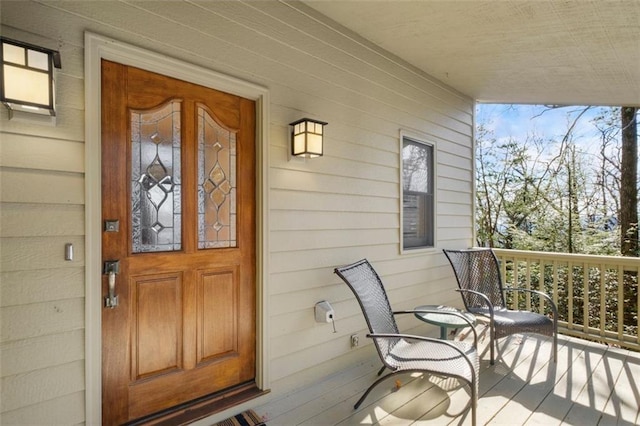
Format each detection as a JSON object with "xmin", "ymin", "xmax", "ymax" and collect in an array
[{"xmin": 127, "ymin": 382, "xmax": 269, "ymax": 425}]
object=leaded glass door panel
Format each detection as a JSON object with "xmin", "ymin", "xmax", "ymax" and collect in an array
[
  {"xmin": 101, "ymin": 60, "xmax": 256, "ymax": 425},
  {"xmin": 198, "ymin": 104, "xmax": 237, "ymax": 249}
]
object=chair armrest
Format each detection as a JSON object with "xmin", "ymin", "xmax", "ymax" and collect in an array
[
  {"xmin": 456, "ymin": 288, "xmax": 496, "ymax": 319},
  {"xmin": 503, "ymin": 288, "xmax": 559, "ymax": 321},
  {"xmin": 367, "ymin": 332, "xmax": 477, "ymax": 379},
  {"xmin": 394, "ymin": 309, "xmax": 478, "ymax": 348}
]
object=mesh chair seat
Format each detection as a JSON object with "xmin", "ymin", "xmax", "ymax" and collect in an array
[
  {"xmin": 334, "ymin": 259, "xmax": 478, "ymax": 426},
  {"xmin": 470, "ymin": 308, "xmax": 555, "ymax": 339},
  {"xmin": 443, "ymin": 248, "xmax": 558, "ymax": 365},
  {"xmin": 384, "ymin": 338, "xmax": 478, "ymax": 383}
]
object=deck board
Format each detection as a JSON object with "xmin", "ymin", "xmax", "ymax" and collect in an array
[
  {"xmin": 254, "ymin": 327, "xmax": 640, "ymax": 425},
  {"xmin": 597, "ymin": 348, "xmax": 640, "ymax": 425},
  {"xmin": 487, "ymin": 335, "xmax": 578, "ymax": 425},
  {"xmin": 475, "ymin": 336, "xmax": 559, "ymax": 425},
  {"xmin": 525, "ymin": 339, "xmax": 608, "ymax": 425},
  {"xmin": 562, "ymin": 345, "xmax": 628, "ymax": 425}
]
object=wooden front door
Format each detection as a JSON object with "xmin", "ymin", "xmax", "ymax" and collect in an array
[{"xmin": 101, "ymin": 60, "xmax": 256, "ymax": 424}]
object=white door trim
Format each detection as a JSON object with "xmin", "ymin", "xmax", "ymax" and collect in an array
[{"xmin": 84, "ymin": 32, "xmax": 270, "ymax": 424}]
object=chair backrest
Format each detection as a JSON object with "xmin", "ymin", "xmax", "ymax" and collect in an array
[
  {"xmin": 334, "ymin": 259, "xmax": 400, "ymax": 361},
  {"xmin": 443, "ymin": 248, "xmax": 506, "ymax": 310}
]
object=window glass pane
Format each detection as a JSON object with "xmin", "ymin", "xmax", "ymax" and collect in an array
[
  {"xmin": 402, "ymin": 137, "xmax": 434, "ymax": 249},
  {"xmin": 197, "ymin": 105, "xmax": 237, "ymax": 249},
  {"xmin": 403, "ymin": 192, "xmax": 434, "ymax": 247},
  {"xmin": 131, "ymin": 101, "xmax": 182, "ymax": 253},
  {"xmin": 403, "ymin": 141, "xmax": 433, "ymax": 193},
  {"xmin": 27, "ymin": 49, "xmax": 49, "ymax": 71},
  {"xmin": 3, "ymin": 43, "xmax": 25, "ymax": 65}
]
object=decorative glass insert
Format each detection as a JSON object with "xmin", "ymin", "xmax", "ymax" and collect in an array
[
  {"xmin": 131, "ymin": 101, "xmax": 182, "ymax": 253},
  {"xmin": 197, "ymin": 105, "xmax": 237, "ymax": 249}
]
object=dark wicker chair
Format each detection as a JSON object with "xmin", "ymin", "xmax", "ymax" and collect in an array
[
  {"xmin": 443, "ymin": 248, "xmax": 558, "ymax": 365},
  {"xmin": 334, "ymin": 259, "xmax": 478, "ymax": 426}
]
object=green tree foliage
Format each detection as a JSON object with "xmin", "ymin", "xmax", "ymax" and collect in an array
[
  {"xmin": 476, "ymin": 106, "xmax": 635, "ymax": 255},
  {"xmin": 476, "ymin": 105, "xmax": 639, "ymax": 339}
]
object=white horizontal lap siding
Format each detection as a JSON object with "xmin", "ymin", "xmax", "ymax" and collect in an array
[
  {"xmin": 1, "ymin": 0, "xmax": 473, "ymax": 421},
  {"xmin": 0, "ymin": 392, "xmax": 85, "ymax": 425},
  {"xmin": 259, "ymin": 1, "xmax": 473, "ymax": 390},
  {"xmin": 0, "ymin": 11, "xmax": 86, "ymax": 425},
  {"xmin": 438, "ymin": 135, "xmax": 474, "ymax": 246}
]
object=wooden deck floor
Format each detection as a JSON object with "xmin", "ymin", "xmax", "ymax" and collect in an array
[{"xmin": 254, "ymin": 326, "xmax": 640, "ymax": 425}]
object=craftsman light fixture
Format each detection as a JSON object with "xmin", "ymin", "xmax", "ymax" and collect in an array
[
  {"xmin": 290, "ymin": 118, "xmax": 327, "ymax": 158},
  {"xmin": 1, "ymin": 37, "xmax": 61, "ymax": 117}
]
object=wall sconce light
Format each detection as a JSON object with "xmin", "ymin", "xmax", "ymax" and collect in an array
[
  {"xmin": 1, "ymin": 37, "xmax": 61, "ymax": 119},
  {"xmin": 290, "ymin": 118, "xmax": 327, "ymax": 158}
]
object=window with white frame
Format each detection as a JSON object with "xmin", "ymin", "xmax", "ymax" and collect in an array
[{"xmin": 401, "ymin": 135, "xmax": 435, "ymax": 250}]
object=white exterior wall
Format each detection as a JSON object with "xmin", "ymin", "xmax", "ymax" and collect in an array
[{"xmin": 0, "ymin": 1, "xmax": 474, "ymax": 424}]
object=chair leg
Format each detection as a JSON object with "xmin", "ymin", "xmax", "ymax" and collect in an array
[
  {"xmin": 471, "ymin": 381, "xmax": 477, "ymax": 426},
  {"xmin": 553, "ymin": 331, "xmax": 558, "ymax": 363},
  {"xmin": 490, "ymin": 325, "xmax": 496, "ymax": 365},
  {"xmin": 354, "ymin": 372, "xmax": 397, "ymax": 409}
]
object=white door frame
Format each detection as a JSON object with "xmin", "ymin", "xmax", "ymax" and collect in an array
[{"xmin": 84, "ymin": 32, "xmax": 270, "ymax": 424}]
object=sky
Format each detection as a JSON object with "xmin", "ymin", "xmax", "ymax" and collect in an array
[{"xmin": 475, "ymin": 104, "xmax": 613, "ymax": 153}]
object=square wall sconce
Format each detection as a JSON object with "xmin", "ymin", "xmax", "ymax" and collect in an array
[
  {"xmin": 290, "ymin": 118, "xmax": 327, "ymax": 158},
  {"xmin": 1, "ymin": 37, "xmax": 61, "ymax": 118}
]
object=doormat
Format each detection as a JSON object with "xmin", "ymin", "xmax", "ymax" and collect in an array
[{"xmin": 213, "ymin": 409, "xmax": 266, "ymax": 426}]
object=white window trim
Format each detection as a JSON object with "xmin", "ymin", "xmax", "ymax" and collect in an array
[
  {"xmin": 84, "ymin": 32, "xmax": 270, "ymax": 424},
  {"xmin": 399, "ymin": 129, "xmax": 438, "ymax": 255}
]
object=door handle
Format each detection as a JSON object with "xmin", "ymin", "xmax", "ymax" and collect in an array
[{"xmin": 104, "ymin": 260, "xmax": 120, "ymax": 308}]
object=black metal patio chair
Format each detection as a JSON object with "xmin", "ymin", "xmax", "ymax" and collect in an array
[
  {"xmin": 334, "ymin": 259, "xmax": 478, "ymax": 426},
  {"xmin": 443, "ymin": 248, "xmax": 558, "ymax": 365}
]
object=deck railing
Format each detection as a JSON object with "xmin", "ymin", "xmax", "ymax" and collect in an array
[{"xmin": 492, "ymin": 248, "xmax": 640, "ymax": 351}]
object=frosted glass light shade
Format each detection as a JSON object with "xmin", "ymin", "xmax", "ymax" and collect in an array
[
  {"xmin": 290, "ymin": 118, "xmax": 327, "ymax": 158},
  {"xmin": 1, "ymin": 37, "xmax": 61, "ymax": 116}
]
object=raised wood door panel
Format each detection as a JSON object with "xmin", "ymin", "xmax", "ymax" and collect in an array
[
  {"xmin": 130, "ymin": 272, "xmax": 184, "ymax": 380},
  {"xmin": 198, "ymin": 266, "xmax": 240, "ymax": 364},
  {"xmin": 101, "ymin": 60, "xmax": 256, "ymax": 424}
]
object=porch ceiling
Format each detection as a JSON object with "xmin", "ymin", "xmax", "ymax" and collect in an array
[{"xmin": 301, "ymin": 0, "xmax": 640, "ymax": 107}]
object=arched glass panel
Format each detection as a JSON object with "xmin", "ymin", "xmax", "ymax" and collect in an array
[
  {"xmin": 131, "ymin": 100, "xmax": 182, "ymax": 253},
  {"xmin": 197, "ymin": 105, "xmax": 237, "ymax": 249}
]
